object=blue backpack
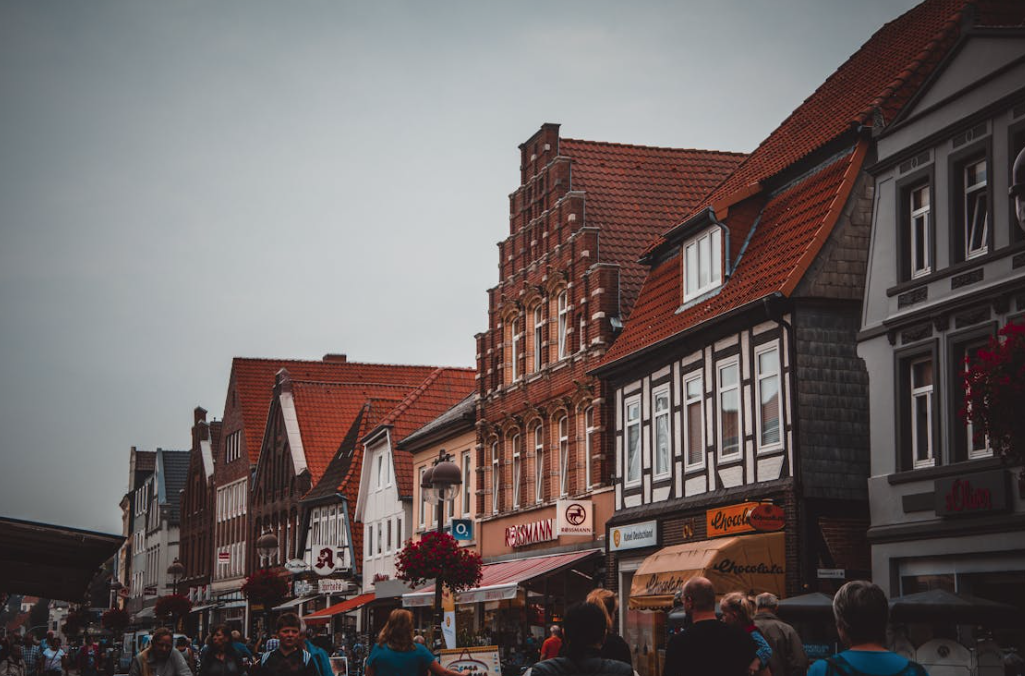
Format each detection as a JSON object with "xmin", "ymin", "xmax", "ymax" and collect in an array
[{"xmin": 824, "ymin": 654, "xmax": 929, "ymax": 676}]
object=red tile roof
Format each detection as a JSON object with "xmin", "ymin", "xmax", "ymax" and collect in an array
[
  {"xmin": 230, "ymin": 358, "xmax": 440, "ymax": 464},
  {"xmin": 559, "ymin": 139, "xmax": 746, "ymax": 318},
  {"xmin": 360, "ymin": 367, "xmax": 476, "ymax": 499},
  {"xmin": 602, "ymin": 0, "xmax": 1025, "ymax": 368}
]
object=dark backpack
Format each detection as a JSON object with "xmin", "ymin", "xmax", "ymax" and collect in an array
[{"xmin": 824, "ymin": 654, "xmax": 928, "ymax": 676}]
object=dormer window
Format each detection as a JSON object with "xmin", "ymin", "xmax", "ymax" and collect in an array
[{"xmin": 683, "ymin": 227, "xmax": 723, "ymax": 302}]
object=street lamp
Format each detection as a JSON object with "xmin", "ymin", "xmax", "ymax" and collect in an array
[
  {"xmin": 257, "ymin": 529, "xmax": 280, "ymax": 567},
  {"xmin": 420, "ymin": 450, "xmax": 461, "ymax": 649},
  {"xmin": 167, "ymin": 559, "xmax": 185, "ymax": 597}
]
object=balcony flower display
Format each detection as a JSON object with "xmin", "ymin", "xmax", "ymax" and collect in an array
[{"xmin": 396, "ymin": 531, "xmax": 482, "ymax": 593}]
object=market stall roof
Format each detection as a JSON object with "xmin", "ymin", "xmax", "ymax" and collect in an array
[
  {"xmin": 403, "ymin": 549, "xmax": 601, "ymax": 607},
  {"xmin": 629, "ymin": 532, "xmax": 785, "ymax": 610},
  {"xmin": 0, "ymin": 516, "xmax": 124, "ymax": 602},
  {"xmin": 303, "ymin": 592, "xmax": 375, "ymax": 625},
  {"xmin": 889, "ymin": 589, "xmax": 1018, "ymax": 625}
]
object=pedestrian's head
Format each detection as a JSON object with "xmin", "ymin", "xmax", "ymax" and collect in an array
[
  {"xmin": 175, "ymin": 637, "xmax": 190, "ymax": 651},
  {"xmin": 720, "ymin": 592, "xmax": 753, "ymax": 627},
  {"xmin": 230, "ymin": 630, "xmax": 242, "ymax": 642},
  {"xmin": 562, "ymin": 603, "xmax": 607, "ymax": 651},
  {"xmin": 682, "ymin": 576, "xmax": 716, "ymax": 613},
  {"xmin": 276, "ymin": 613, "xmax": 303, "ymax": 649},
  {"xmin": 207, "ymin": 625, "xmax": 231, "ymax": 651},
  {"xmin": 755, "ymin": 593, "xmax": 779, "ymax": 612},
  {"xmin": 50, "ymin": 637, "xmax": 62, "ymax": 649},
  {"xmin": 412, "ymin": 635, "xmax": 425, "ymax": 645},
  {"xmin": 22, "ymin": 636, "xmax": 34, "ymax": 648},
  {"xmin": 832, "ymin": 580, "xmax": 888, "ymax": 647},
  {"xmin": 585, "ymin": 588, "xmax": 617, "ymax": 632},
  {"xmin": 150, "ymin": 628, "xmax": 174, "ymax": 660},
  {"xmin": 377, "ymin": 609, "xmax": 414, "ymax": 652},
  {"xmin": 549, "ymin": 624, "xmax": 561, "ymax": 638}
]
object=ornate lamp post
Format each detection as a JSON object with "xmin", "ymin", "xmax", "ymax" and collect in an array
[
  {"xmin": 420, "ymin": 450, "xmax": 462, "ymax": 649},
  {"xmin": 167, "ymin": 558, "xmax": 186, "ymax": 597},
  {"xmin": 257, "ymin": 529, "xmax": 280, "ymax": 567}
]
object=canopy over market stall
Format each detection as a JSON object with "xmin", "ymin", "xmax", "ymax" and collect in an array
[
  {"xmin": 629, "ymin": 532, "xmax": 785, "ymax": 609},
  {"xmin": 0, "ymin": 516, "xmax": 124, "ymax": 602}
]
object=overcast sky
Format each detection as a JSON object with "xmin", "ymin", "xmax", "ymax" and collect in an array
[{"xmin": 0, "ymin": 0, "xmax": 922, "ymax": 534}]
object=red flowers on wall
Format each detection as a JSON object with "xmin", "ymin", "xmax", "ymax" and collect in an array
[
  {"xmin": 962, "ymin": 320, "xmax": 1025, "ymax": 471},
  {"xmin": 396, "ymin": 531, "xmax": 482, "ymax": 593}
]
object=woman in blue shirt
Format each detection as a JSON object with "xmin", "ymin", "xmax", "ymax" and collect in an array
[{"xmin": 365, "ymin": 611, "xmax": 459, "ymax": 676}]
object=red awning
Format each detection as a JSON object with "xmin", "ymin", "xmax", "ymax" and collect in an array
[
  {"xmin": 303, "ymin": 592, "xmax": 375, "ymax": 625},
  {"xmin": 403, "ymin": 549, "xmax": 600, "ymax": 606}
]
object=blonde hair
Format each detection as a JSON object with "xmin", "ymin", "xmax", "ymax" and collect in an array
[
  {"xmin": 721, "ymin": 592, "xmax": 753, "ymax": 624},
  {"xmin": 377, "ymin": 609, "xmax": 415, "ymax": 652},
  {"xmin": 586, "ymin": 588, "xmax": 617, "ymax": 632}
]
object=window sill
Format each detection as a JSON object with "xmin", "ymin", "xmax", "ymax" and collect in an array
[
  {"xmin": 886, "ymin": 240, "xmax": 1025, "ymax": 297},
  {"xmin": 887, "ymin": 456, "xmax": 1006, "ymax": 485}
]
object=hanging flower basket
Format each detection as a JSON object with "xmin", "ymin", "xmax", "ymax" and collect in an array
[
  {"xmin": 154, "ymin": 594, "xmax": 193, "ymax": 619},
  {"xmin": 242, "ymin": 568, "xmax": 289, "ymax": 606},
  {"xmin": 63, "ymin": 610, "xmax": 90, "ymax": 636},
  {"xmin": 962, "ymin": 320, "xmax": 1025, "ymax": 479},
  {"xmin": 396, "ymin": 531, "xmax": 483, "ymax": 593},
  {"xmin": 101, "ymin": 607, "xmax": 130, "ymax": 632}
]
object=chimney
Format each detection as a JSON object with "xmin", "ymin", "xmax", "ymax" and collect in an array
[
  {"xmin": 323, "ymin": 354, "xmax": 347, "ymax": 363},
  {"xmin": 194, "ymin": 407, "xmax": 207, "ymax": 425}
]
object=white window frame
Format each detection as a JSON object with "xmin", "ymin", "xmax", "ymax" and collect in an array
[
  {"xmin": 584, "ymin": 407, "xmax": 595, "ymax": 490},
  {"xmin": 532, "ymin": 305, "xmax": 544, "ymax": 372},
  {"xmin": 418, "ymin": 467, "xmax": 427, "ymax": 529},
  {"xmin": 462, "ymin": 452, "xmax": 472, "ymax": 516},
  {"xmin": 755, "ymin": 344, "xmax": 783, "ymax": 453},
  {"xmin": 717, "ymin": 359, "xmax": 742, "ymax": 460},
  {"xmin": 653, "ymin": 386, "xmax": 671, "ymax": 480},
  {"xmin": 558, "ymin": 415, "xmax": 570, "ymax": 497},
  {"xmin": 534, "ymin": 425, "xmax": 544, "ymax": 504},
  {"xmin": 625, "ymin": 396, "xmax": 641, "ymax": 486},
  {"xmin": 910, "ymin": 357, "xmax": 935, "ymax": 469},
  {"xmin": 683, "ymin": 226, "xmax": 723, "ymax": 302},
  {"xmin": 511, "ymin": 434, "xmax": 522, "ymax": 509},
  {"xmin": 376, "ymin": 454, "xmax": 384, "ymax": 490},
  {"xmin": 557, "ymin": 291, "xmax": 569, "ymax": 360},
  {"xmin": 510, "ymin": 315, "xmax": 521, "ymax": 382},
  {"xmin": 964, "ymin": 159, "xmax": 988, "ymax": 260},
  {"xmin": 491, "ymin": 441, "xmax": 499, "ymax": 515},
  {"xmin": 910, "ymin": 184, "xmax": 931, "ymax": 279}
]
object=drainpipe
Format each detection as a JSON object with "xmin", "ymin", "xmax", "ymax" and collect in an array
[{"xmin": 708, "ymin": 209, "xmax": 733, "ymax": 278}]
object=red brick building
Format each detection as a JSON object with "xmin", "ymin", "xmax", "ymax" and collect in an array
[{"xmin": 179, "ymin": 407, "xmax": 220, "ymax": 634}]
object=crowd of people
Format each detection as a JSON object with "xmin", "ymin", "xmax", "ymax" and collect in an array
[{"xmin": 0, "ymin": 579, "xmax": 929, "ymax": 676}]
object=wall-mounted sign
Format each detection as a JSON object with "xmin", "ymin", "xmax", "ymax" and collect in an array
[
  {"xmin": 505, "ymin": 518, "xmax": 556, "ymax": 548},
  {"xmin": 556, "ymin": 500, "xmax": 593, "ymax": 536},
  {"xmin": 706, "ymin": 502, "xmax": 785, "ymax": 538},
  {"xmin": 318, "ymin": 579, "xmax": 353, "ymax": 595},
  {"xmin": 285, "ymin": 559, "xmax": 309, "ymax": 574},
  {"xmin": 218, "ymin": 551, "xmax": 231, "ymax": 564},
  {"xmin": 143, "ymin": 585, "xmax": 157, "ymax": 598},
  {"xmin": 293, "ymin": 579, "xmax": 314, "ymax": 597},
  {"xmin": 935, "ymin": 470, "xmax": 1009, "ymax": 517},
  {"xmin": 817, "ymin": 568, "xmax": 846, "ymax": 580},
  {"xmin": 609, "ymin": 521, "xmax": 658, "ymax": 551},
  {"xmin": 313, "ymin": 547, "xmax": 346, "ymax": 576},
  {"xmin": 451, "ymin": 519, "xmax": 474, "ymax": 541}
]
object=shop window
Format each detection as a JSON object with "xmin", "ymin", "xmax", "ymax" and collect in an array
[
  {"xmin": 653, "ymin": 386, "xmax": 671, "ymax": 479},
  {"xmin": 558, "ymin": 415, "xmax": 570, "ymax": 496},
  {"xmin": 756, "ymin": 345, "xmax": 782, "ymax": 451},
  {"xmin": 625, "ymin": 397, "xmax": 641, "ymax": 485},
  {"xmin": 583, "ymin": 407, "xmax": 596, "ymax": 490},
  {"xmin": 532, "ymin": 305, "xmax": 544, "ymax": 373},
  {"xmin": 717, "ymin": 360, "xmax": 741, "ymax": 460},
  {"xmin": 557, "ymin": 291, "xmax": 570, "ymax": 360},
  {"xmin": 511, "ymin": 434, "xmax": 522, "ymax": 509},
  {"xmin": 534, "ymin": 425, "xmax": 545, "ymax": 504},
  {"xmin": 683, "ymin": 226, "xmax": 723, "ymax": 302}
]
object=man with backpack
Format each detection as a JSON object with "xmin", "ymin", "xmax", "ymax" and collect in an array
[{"xmin": 254, "ymin": 614, "xmax": 317, "ymax": 676}]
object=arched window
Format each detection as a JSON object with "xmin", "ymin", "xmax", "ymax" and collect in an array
[
  {"xmin": 558, "ymin": 415, "xmax": 570, "ymax": 496},
  {"xmin": 511, "ymin": 433, "xmax": 522, "ymax": 508},
  {"xmin": 534, "ymin": 424, "xmax": 545, "ymax": 503},
  {"xmin": 557, "ymin": 291, "xmax": 570, "ymax": 359},
  {"xmin": 531, "ymin": 305, "xmax": 544, "ymax": 373}
]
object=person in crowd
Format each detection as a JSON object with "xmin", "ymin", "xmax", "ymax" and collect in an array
[
  {"xmin": 129, "ymin": 628, "xmax": 193, "ymax": 676},
  {"xmin": 364, "ymin": 609, "xmax": 459, "ymax": 676},
  {"xmin": 721, "ymin": 592, "xmax": 772, "ymax": 675},
  {"xmin": 301, "ymin": 634, "xmax": 331, "ymax": 676},
  {"xmin": 662, "ymin": 577, "xmax": 758, "ymax": 676},
  {"xmin": 584, "ymin": 589, "xmax": 631, "ymax": 667},
  {"xmin": 1, "ymin": 645, "xmax": 26, "ymax": 676},
  {"xmin": 808, "ymin": 581, "xmax": 928, "ymax": 676},
  {"xmin": 256, "ymin": 614, "xmax": 318, "ymax": 676},
  {"xmin": 754, "ymin": 592, "xmax": 809, "ymax": 676},
  {"xmin": 22, "ymin": 636, "xmax": 41, "ymax": 676},
  {"xmin": 228, "ymin": 634, "xmax": 252, "ymax": 663},
  {"xmin": 526, "ymin": 603, "xmax": 632, "ymax": 676},
  {"xmin": 539, "ymin": 626, "xmax": 562, "ymax": 662},
  {"xmin": 78, "ymin": 638, "xmax": 100, "ymax": 676},
  {"xmin": 40, "ymin": 637, "xmax": 67, "ymax": 676},
  {"xmin": 175, "ymin": 637, "xmax": 196, "ymax": 674},
  {"xmin": 197, "ymin": 624, "xmax": 246, "ymax": 676}
]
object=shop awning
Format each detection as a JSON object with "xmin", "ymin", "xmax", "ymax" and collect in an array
[
  {"xmin": 217, "ymin": 601, "xmax": 246, "ymax": 610},
  {"xmin": 403, "ymin": 549, "xmax": 601, "ymax": 607},
  {"xmin": 629, "ymin": 532, "xmax": 785, "ymax": 610},
  {"xmin": 273, "ymin": 595, "xmax": 319, "ymax": 611},
  {"xmin": 189, "ymin": 603, "xmax": 218, "ymax": 614},
  {"xmin": 303, "ymin": 592, "xmax": 375, "ymax": 625},
  {"xmin": 133, "ymin": 607, "xmax": 156, "ymax": 620}
]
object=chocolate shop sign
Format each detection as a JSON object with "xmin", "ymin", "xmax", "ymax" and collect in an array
[{"xmin": 506, "ymin": 517, "xmax": 557, "ymax": 548}]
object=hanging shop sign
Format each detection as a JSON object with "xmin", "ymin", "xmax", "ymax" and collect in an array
[
  {"xmin": 313, "ymin": 546, "xmax": 347, "ymax": 576},
  {"xmin": 506, "ymin": 517, "xmax": 556, "ymax": 548},
  {"xmin": 556, "ymin": 500, "xmax": 593, "ymax": 536},
  {"xmin": 318, "ymin": 578, "xmax": 354, "ymax": 595},
  {"xmin": 609, "ymin": 521, "xmax": 659, "ymax": 551},
  {"xmin": 293, "ymin": 579, "xmax": 314, "ymax": 597},
  {"xmin": 285, "ymin": 559, "xmax": 309, "ymax": 574},
  {"xmin": 934, "ymin": 470, "xmax": 1010, "ymax": 517},
  {"xmin": 706, "ymin": 502, "xmax": 785, "ymax": 538},
  {"xmin": 451, "ymin": 519, "xmax": 474, "ymax": 541}
]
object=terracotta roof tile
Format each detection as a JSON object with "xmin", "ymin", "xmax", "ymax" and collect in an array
[
  {"xmin": 230, "ymin": 358, "xmax": 440, "ymax": 464},
  {"xmin": 559, "ymin": 139, "xmax": 746, "ymax": 318}
]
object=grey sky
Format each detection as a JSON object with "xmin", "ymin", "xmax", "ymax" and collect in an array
[{"xmin": 0, "ymin": 0, "xmax": 920, "ymax": 533}]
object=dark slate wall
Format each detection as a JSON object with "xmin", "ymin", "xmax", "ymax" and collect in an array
[{"xmin": 794, "ymin": 304, "xmax": 870, "ymax": 500}]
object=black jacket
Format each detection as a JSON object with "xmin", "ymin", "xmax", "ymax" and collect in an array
[{"xmin": 530, "ymin": 648, "xmax": 633, "ymax": 676}]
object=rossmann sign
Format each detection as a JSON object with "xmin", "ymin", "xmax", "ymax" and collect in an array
[{"xmin": 505, "ymin": 517, "xmax": 557, "ymax": 548}]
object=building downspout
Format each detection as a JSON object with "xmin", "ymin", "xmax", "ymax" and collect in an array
[{"xmin": 709, "ymin": 209, "xmax": 733, "ymax": 278}]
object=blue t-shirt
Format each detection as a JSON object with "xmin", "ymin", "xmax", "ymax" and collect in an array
[
  {"xmin": 808, "ymin": 650, "xmax": 917, "ymax": 676},
  {"xmin": 365, "ymin": 644, "xmax": 435, "ymax": 676}
]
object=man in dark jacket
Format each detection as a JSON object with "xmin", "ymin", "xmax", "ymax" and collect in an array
[
  {"xmin": 754, "ymin": 593, "xmax": 808, "ymax": 676},
  {"xmin": 528, "ymin": 604, "xmax": 632, "ymax": 676}
]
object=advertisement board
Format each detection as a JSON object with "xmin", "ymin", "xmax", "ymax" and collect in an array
[{"xmin": 440, "ymin": 646, "xmax": 501, "ymax": 676}]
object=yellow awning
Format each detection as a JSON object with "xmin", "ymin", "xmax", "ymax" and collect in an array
[{"xmin": 628, "ymin": 532, "xmax": 785, "ymax": 610}]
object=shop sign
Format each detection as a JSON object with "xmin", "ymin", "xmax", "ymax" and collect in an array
[
  {"xmin": 313, "ymin": 546, "xmax": 347, "ymax": 576},
  {"xmin": 440, "ymin": 646, "xmax": 502, "ymax": 676},
  {"xmin": 609, "ymin": 521, "xmax": 658, "ymax": 551},
  {"xmin": 218, "ymin": 550, "xmax": 231, "ymax": 564},
  {"xmin": 293, "ymin": 579, "xmax": 314, "ymax": 597},
  {"xmin": 817, "ymin": 568, "xmax": 846, "ymax": 580},
  {"xmin": 556, "ymin": 500, "xmax": 593, "ymax": 536},
  {"xmin": 706, "ymin": 502, "xmax": 784, "ymax": 538},
  {"xmin": 318, "ymin": 579, "xmax": 354, "ymax": 595},
  {"xmin": 285, "ymin": 559, "xmax": 309, "ymax": 574},
  {"xmin": 505, "ymin": 518, "xmax": 556, "ymax": 548},
  {"xmin": 451, "ymin": 519, "xmax": 473, "ymax": 541},
  {"xmin": 143, "ymin": 585, "xmax": 157, "ymax": 598},
  {"xmin": 934, "ymin": 470, "xmax": 1009, "ymax": 517}
]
